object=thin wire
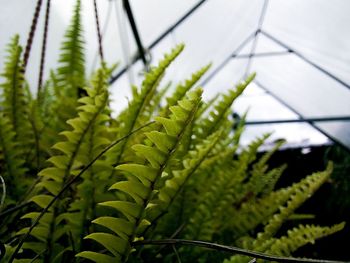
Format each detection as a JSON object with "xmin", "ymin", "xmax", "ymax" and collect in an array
[
  {"xmin": 0, "ymin": 176, "xmax": 6, "ymax": 211},
  {"xmin": 37, "ymin": 0, "xmax": 51, "ymax": 95},
  {"xmin": 114, "ymin": 0, "xmax": 135, "ymax": 85}
]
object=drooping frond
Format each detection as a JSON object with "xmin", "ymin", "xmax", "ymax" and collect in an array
[
  {"xmin": 253, "ymin": 163, "xmax": 333, "ymax": 249},
  {"xmin": 184, "ymin": 134, "xmax": 270, "ymax": 243},
  {"xmin": 226, "ymin": 185, "xmax": 295, "ymax": 238},
  {"xmin": 77, "ymin": 88, "xmax": 202, "ymax": 263},
  {"xmin": 266, "ymin": 222, "xmax": 345, "ymax": 256}
]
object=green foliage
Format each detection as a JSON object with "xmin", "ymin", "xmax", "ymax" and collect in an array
[{"xmin": 0, "ymin": 2, "xmax": 344, "ymax": 262}]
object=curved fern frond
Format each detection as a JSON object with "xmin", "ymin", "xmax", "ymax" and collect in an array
[
  {"xmin": 164, "ymin": 64, "xmax": 211, "ymax": 114},
  {"xmin": 193, "ymin": 73, "xmax": 255, "ymax": 142},
  {"xmin": 266, "ymin": 222, "xmax": 345, "ymax": 257},
  {"xmin": 227, "ymin": 185, "xmax": 293, "ymax": 238},
  {"xmin": 253, "ymin": 163, "xmax": 333, "ymax": 249},
  {"xmin": 107, "ymin": 44, "xmax": 184, "ymax": 165},
  {"xmin": 184, "ymin": 133, "xmax": 270, "ymax": 244},
  {"xmin": 149, "ymin": 130, "xmax": 222, "ymax": 225},
  {"xmin": 77, "ymin": 88, "xmax": 202, "ymax": 263}
]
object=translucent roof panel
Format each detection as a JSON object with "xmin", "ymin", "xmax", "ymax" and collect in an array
[
  {"xmin": 130, "ymin": 0, "xmax": 201, "ymax": 46},
  {"xmin": 233, "ymin": 92, "xmax": 299, "ymax": 121},
  {"xmin": 240, "ymin": 123, "xmax": 329, "ymax": 147},
  {"xmin": 264, "ymin": 0, "xmax": 350, "ymax": 85},
  {"xmin": 315, "ymin": 121, "xmax": 350, "ymax": 149},
  {"xmin": 251, "ymin": 54, "xmax": 350, "ymax": 118},
  {"xmin": 201, "ymin": 59, "xmax": 249, "ymax": 100},
  {"xmin": 253, "ymin": 34, "xmax": 288, "ymax": 53},
  {"xmin": 142, "ymin": 0, "xmax": 262, "ymax": 85}
]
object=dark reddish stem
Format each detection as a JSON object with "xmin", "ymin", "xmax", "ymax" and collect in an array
[
  {"xmin": 37, "ymin": 0, "xmax": 51, "ymax": 95},
  {"xmin": 23, "ymin": 0, "xmax": 43, "ymax": 74},
  {"xmin": 93, "ymin": 0, "xmax": 104, "ymax": 62}
]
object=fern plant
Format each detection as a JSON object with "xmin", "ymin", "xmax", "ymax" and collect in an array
[{"xmin": 0, "ymin": 1, "xmax": 345, "ymax": 263}]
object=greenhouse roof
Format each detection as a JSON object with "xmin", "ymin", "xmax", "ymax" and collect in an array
[{"xmin": 1, "ymin": 0, "xmax": 350, "ymax": 150}]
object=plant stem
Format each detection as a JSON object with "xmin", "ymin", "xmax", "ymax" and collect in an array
[{"xmin": 134, "ymin": 239, "xmax": 350, "ymax": 263}]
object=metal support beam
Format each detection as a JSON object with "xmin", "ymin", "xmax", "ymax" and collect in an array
[
  {"xmin": 200, "ymin": 31, "xmax": 257, "ymax": 86},
  {"xmin": 110, "ymin": 0, "xmax": 209, "ymax": 84},
  {"xmin": 233, "ymin": 51, "xmax": 292, "ymax": 59},
  {"xmin": 244, "ymin": 0, "xmax": 269, "ymax": 76},
  {"xmin": 246, "ymin": 116, "xmax": 350, "ymax": 125},
  {"xmin": 260, "ymin": 30, "xmax": 350, "ymax": 91},
  {"xmin": 122, "ymin": 0, "xmax": 148, "ymax": 67},
  {"xmin": 148, "ymin": 0, "xmax": 208, "ymax": 50},
  {"xmin": 253, "ymin": 80, "xmax": 350, "ymax": 153}
]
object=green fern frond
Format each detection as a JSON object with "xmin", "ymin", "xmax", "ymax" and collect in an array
[
  {"xmin": 56, "ymin": 0, "xmax": 85, "ymax": 98},
  {"xmin": 17, "ymin": 72, "xmax": 110, "ymax": 261},
  {"xmin": 259, "ymin": 164, "xmax": 287, "ymax": 196},
  {"xmin": 149, "ymin": 130, "xmax": 222, "ymax": 224},
  {"xmin": 0, "ymin": 114, "xmax": 27, "ymax": 201},
  {"xmin": 266, "ymin": 222, "xmax": 345, "ymax": 257},
  {"xmin": 227, "ymin": 185, "xmax": 293, "ymax": 238},
  {"xmin": 250, "ymin": 140, "xmax": 285, "ymax": 180},
  {"xmin": 66, "ymin": 66, "xmax": 114, "ymax": 253},
  {"xmin": 253, "ymin": 163, "xmax": 333, "ymax": 249},
  {"xmin": 184, "ymin": 133, "xmax": 270, "ymax": 244},
  {"xmin": 77, "ymin": 88, "xmax": 202, "ymax": 263},
  {"xmin": 0, "ymin": 35, "xmax": 33, "ymax": 159},
  {"xmin": 164, "ymin": 64, "xmax": 211, "ymax": 113},
  {"xmin": 145, "ymin": 81, "xmax": 171, "ymax": 119},
  {"xmin": 193, "ymin": 73, "xmax": 255, "ymax": 141},
  {"xmin": 107, "ymin": 44, "xmax": 185, "ymax": 165},
  {"xmin": 0, "ymin": 35, "xmax": 24, "ymax": 128},
  {"xmin": 47, "ymin": 0, "xmax": 85, "ymax": 134}
]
